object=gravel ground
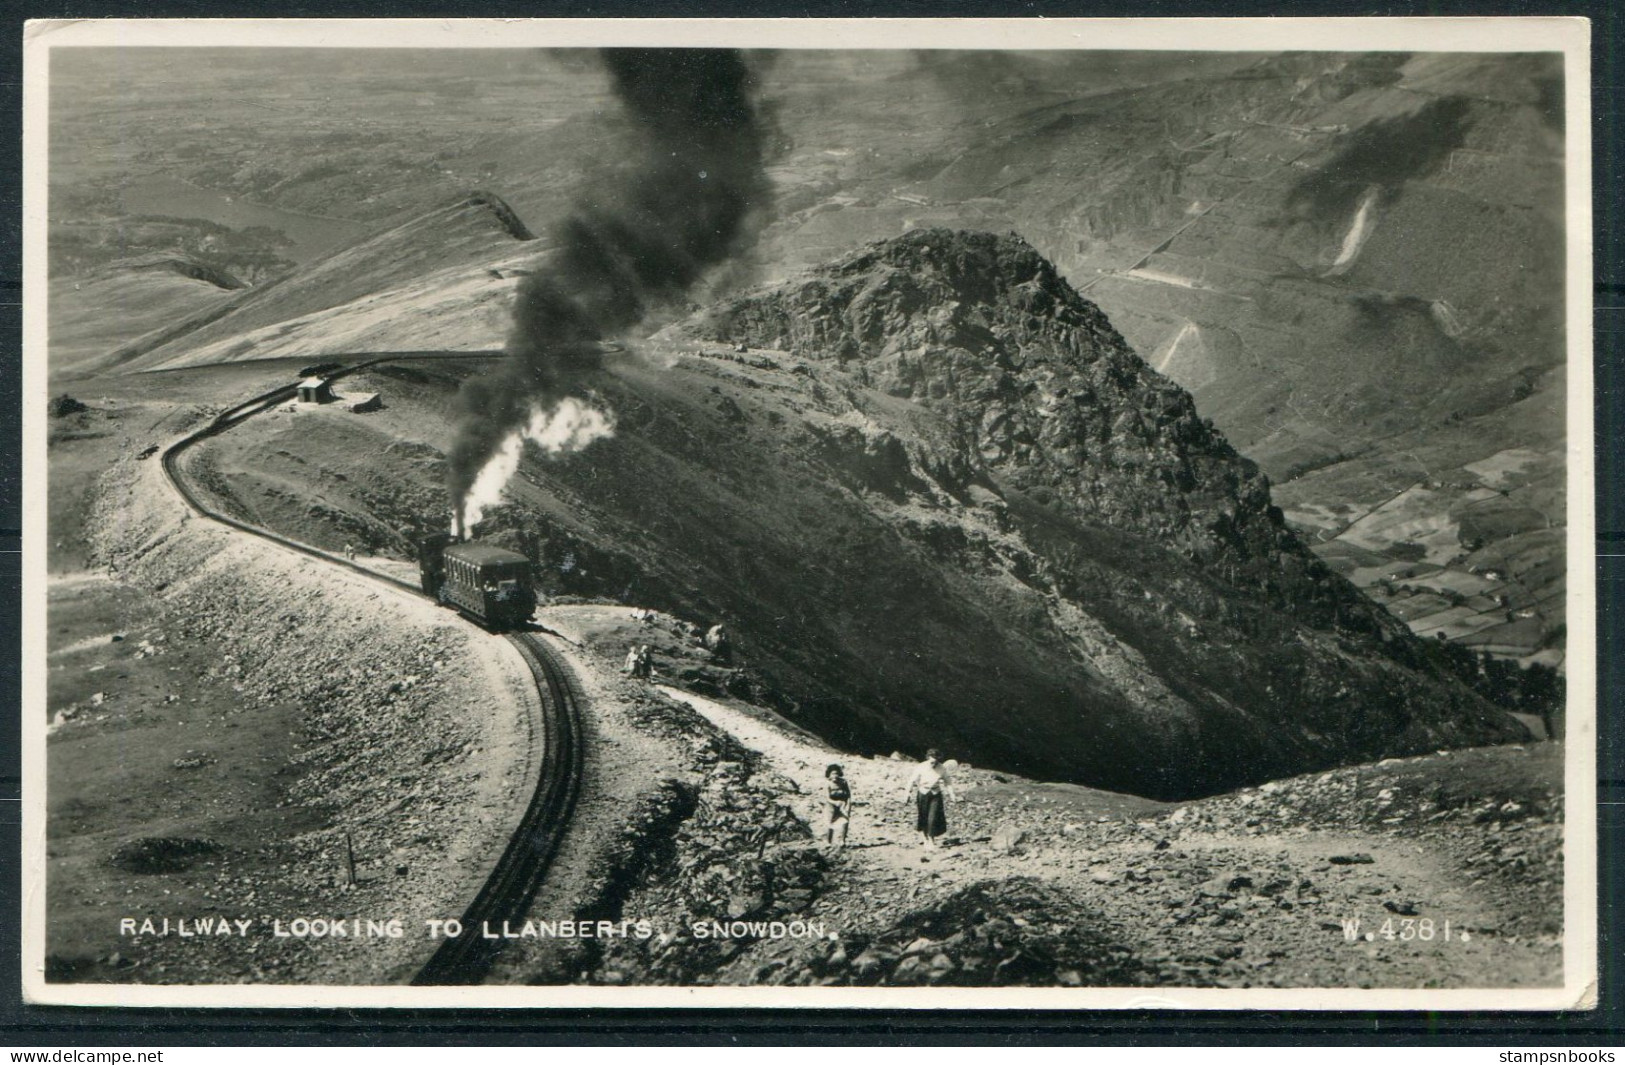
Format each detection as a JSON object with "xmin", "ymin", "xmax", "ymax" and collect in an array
[{"xmin": 583, "ymin": 675, "xmax": 1563, "ymax": 990}]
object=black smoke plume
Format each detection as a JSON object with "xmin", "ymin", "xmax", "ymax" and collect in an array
[{"xmin": 447, "ymin": 49, "xmax": 767, "ymax": 527}]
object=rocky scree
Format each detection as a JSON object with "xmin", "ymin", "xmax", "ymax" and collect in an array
[{"xmin": 584, "ymin": 752, "xmax": 830, "ymax": 986}]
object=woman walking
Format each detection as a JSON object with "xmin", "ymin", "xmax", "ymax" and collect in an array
[{"xmin": 904, "ymin": 748, "xmax": 954, "ymax": 849}]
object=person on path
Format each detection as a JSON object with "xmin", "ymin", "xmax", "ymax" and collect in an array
[
  {"xmin": 904, "ymin": 748, "xmax": 954, "ymax": 849},
  {"xmin": 705, "ymin": 623, "xmax": 732, "ymax": 664},
  {"xmin": 825, "ymin": 764, "xmax": 853, "ymax": 853}
]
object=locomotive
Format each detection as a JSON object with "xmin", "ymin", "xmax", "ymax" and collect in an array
[{"xmin": 415, "ymin": 533, "xmax": 537, "ymax": 631}]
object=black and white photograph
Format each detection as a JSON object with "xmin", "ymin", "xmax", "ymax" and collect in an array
[{"xmin": 21, "ymin": 18, "xmax": 1595, "ymax": 1008}]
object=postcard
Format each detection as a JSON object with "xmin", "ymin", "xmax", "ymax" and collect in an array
[{"xmin": 21, "ymin": 16, "xmax": 1596, "ymax": 1009}]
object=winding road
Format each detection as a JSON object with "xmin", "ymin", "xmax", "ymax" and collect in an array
[{"xmin": 157, "ymin": 353, "xmax": 585, "ymax": 986}]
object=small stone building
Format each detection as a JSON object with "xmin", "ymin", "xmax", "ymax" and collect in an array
[{"xmin": 295, "ymin": 376, "xmax": 380, "ymax": 413}]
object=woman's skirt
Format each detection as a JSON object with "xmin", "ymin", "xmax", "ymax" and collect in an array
[{"xmin": 915, "ymin": 790, "xmax": 947, "ymax": 837}]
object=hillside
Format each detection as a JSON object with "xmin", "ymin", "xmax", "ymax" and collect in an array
[
  {"xmin": 40, "ymin": 392, "xmax": 1562, "ymax": 988},
  {"xmin": 47, "ymin": 258, "xmax": 240, "ymax": 379},
  {"xmin": 180, "ymin": 231, "xmax": 1525, "ymax": 799},
  {"xmin": 80, "ymin": 194, "xmax": 538, "ymax": 374},
  {"xmin": 753, "ymin": 53, "xmax": 1564, "ymax": 476}
]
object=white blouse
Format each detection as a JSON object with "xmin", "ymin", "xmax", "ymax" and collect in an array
[{"xmin": 906, "ymin": 760, "xmax": 951, "ymax": 797}]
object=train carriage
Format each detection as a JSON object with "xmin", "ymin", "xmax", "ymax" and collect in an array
[{"xmin": 418, "ymin": 538, "xmax": 536, "ymax": 631}]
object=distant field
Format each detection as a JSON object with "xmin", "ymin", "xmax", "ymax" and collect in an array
[
  {"xmin": 1338, "ymin": 485, "xmax": 1463, "ymax": 566},
  {"xmin": 1465, "ymin": 446, "xmax": 1551, "ymax": 490},
  {"xmin": 1285, "ymin": 427, "xmax": 1564, "ymax": 666}
]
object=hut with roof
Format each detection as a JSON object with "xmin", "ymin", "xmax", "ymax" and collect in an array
[{"xmin": 297, "ymin": 377, "xmax": 334, "ymax": 404}]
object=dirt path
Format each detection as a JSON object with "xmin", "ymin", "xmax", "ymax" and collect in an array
[
  {"xmin": 657, "ymin": 682, "xmax": 975, "ymax": 871},
  {"xmin": 652, "ymin": 680, "xmax": 1561, "ymax": 989}
]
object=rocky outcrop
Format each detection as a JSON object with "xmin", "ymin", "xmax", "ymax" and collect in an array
[
  {"xmin": 186, "ymin": 224, "xmax": 1527, "ymax": 798},
  {"xmin": 586, "ymin": 758, "xmax": 829, "ymax": 986},
  {"xmin": 669, "ymin": 230, "xmax": 1524, "ymax": 796},
  {"xmin": 696, "ymin": 229, "xmax": 1381, "ymax": 632}
]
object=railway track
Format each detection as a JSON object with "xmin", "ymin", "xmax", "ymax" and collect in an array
[
  {"xmin": 413, "ymin": 631, "xmax": 585, "ymax": 985},
  {"xmin": 156, "ymin": 354, "xmax": 585, "ymax": 986}
]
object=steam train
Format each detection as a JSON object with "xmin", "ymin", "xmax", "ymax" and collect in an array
[{"xmin": 415, "ymin": 533, "xmax": 537, "ymax": 631}]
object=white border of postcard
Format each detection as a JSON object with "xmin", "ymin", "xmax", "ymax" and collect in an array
[{"xmin": 20, "ymin": 15, "xmax": 1596, "ymax": 1010}]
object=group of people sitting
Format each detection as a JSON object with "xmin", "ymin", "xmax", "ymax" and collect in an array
[{"xmin": 619, "ymin": 613, "xmax": 730, "ymax": 686}]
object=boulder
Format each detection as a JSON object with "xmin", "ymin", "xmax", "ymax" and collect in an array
[{"xmin": 990, "ymin": 825, "xmax": 1028, "ymax": 853}]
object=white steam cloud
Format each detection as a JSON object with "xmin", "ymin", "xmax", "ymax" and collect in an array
[{"xmin": 458, "ymin": 397, "xmax": 615, "ymax": 531}]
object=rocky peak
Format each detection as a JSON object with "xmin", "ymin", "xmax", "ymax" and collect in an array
[{"xmin": 693, "ymin": 229, "xmax": 1379, "ymax": 635}]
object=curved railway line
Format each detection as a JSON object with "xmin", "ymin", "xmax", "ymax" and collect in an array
[{"xmin": 157, "ymin": 353, "xmax": 585, "ymax": 986}]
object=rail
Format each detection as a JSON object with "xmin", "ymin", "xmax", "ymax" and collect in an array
[
  {"xmin": 412, "ymin": 631, "xmax": 585, "ymax": 984},
  {"xmin": 155, "ymin": 353, "xmax": 584, "ymax": 986}
]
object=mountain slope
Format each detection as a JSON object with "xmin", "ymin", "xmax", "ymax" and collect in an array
[
  {"xmin": 48, "ymin": 257, "xmax": 240, "ymax": 379},
  {"xmin": 98, "ymin": 193, "xmax": 538, "ymax": 372},
  {"xmin": 666, "ymin": 229, "xmax": 1523, "ymax": 794},
  {"xmin": 184, "ymin": 231, "xmax": 1525, "ymax": 799},
  {"xmin": 752, "ymin": 53, "xmax": 1563, "ymax": 477},
  {"xmin": 61, "ymin": 54, "xmax": 1563, "ymax": 659}
]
